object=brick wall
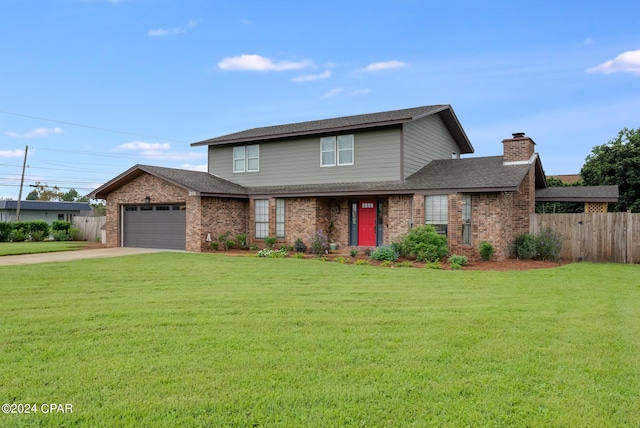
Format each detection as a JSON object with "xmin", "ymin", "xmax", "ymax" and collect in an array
[
  {"xmin": 502, "ymin": 135, "xmax": 535, "ymax": 162},
  {"xmin": 199, "ymin": 197, "xmax": 249, "ymax": 251},
  {"xmin": 387, "ymin": 195, "xmax": 412, "ymax": 244}
]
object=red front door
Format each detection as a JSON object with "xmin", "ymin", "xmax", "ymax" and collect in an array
[{"xmin": 358, "ymin": 201, "xmax": 377, "ymax": 246}]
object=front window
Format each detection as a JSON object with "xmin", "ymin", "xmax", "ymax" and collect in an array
[
  {"xmin": 425, "ymin": 195, "xmax": 448, "ymax": 236},
  {"xmin": 254, "ymin": 199, "xmax": 269, "ymax": 239},
  {"xmin": 276, "ymin": 199, "xmax": 285, "ymax": 239},
  {"xmin": 233, "ymin": 145, "xmax": 259, "ymax": 173},
  {"xmin": 320, "ymin": 135, "xmax": 354, "ymax": 167},
  {"xmin": 462, "ymin": 194, "xmax": 472, "ymax": 245}
]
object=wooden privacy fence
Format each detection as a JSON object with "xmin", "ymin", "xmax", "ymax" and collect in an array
[
  {"xmin": 73, "ymin": 216, "xmax": 106, "ymax": 242},
  {"xmin": 530, "ymin": 213, "xmax": 640, "ymax": 264}
]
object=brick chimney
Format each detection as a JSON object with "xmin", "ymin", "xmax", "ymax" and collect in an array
[{"xmin": 502, "ymin": 132, "xmax": 536, "ymax": 163}]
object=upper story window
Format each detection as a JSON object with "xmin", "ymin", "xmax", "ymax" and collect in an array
[
  {"xmin": 320, "ymin": 135, "xmax": 354, "ymax": 167},
  {"xmin": 233, "ymin": 144, "xmax": 259, "ymax": 173}
]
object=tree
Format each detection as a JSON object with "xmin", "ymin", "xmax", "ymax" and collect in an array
[
  {"xmin": 28, "ymin": 182, "xmax": 88, "ymax": 202},
  {"xmin": 26, "ymin": 190, "xmax": 38, "ymax": 200},
  {"xmin": 581, "ymin": 128, "xmax": 640, "ymax": 212}
]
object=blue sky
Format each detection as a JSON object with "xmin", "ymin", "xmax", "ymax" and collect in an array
[{"xmin": 1, "ymin": 0, "xmax": 639, "ymax": 200}]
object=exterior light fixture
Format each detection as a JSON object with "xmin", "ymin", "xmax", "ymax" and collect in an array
[{"xmin": 144, "ymin": 196, "xmax": 151, "ymax": 204}]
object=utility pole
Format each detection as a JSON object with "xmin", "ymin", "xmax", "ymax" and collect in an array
[{"xmin": 16, "ymin": 145, "xmax": 28, "ymax": 221}]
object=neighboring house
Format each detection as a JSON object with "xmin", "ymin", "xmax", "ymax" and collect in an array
[
  {"xmin": 89, "ymin": 105, "xmax": 617, "ymax": 259},
  {"xmin": 0, "ymin": 200, "xmax": 92, "ymax": 224}
]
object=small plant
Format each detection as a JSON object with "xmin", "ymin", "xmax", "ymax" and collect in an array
[
  {"xmin": 293, "ymin": 252, "xmax": 305, "ymax": 259},
  {"xmin": 450, "ymin": 262, "xmax": 462, "ymax": 270},
  {"xmin": 257, "ymin": 247, "xmax": 287, "ymax": 258},
  {"xmin": 399, "ymin": 225, "xmax": 448, "ymax": 262},
  {"xmin": 536, "ymin": 228, "xmax": 562, "ymax": 262},
  {"xmin": 210, "ymin": 241, "xmax": 219, "ymax": 251},
  {"xmin": 225, "ymin": 240, "xmax": 235, "ymax": 250},
  {"xmin": 380, "ymin": 260, "xmax": 394, "ymax": 267},
  {"xmin": 284, "ymin": 244, "xmax": 294, "ymax": 252},
  {"xmin": 355, "ymin": 259, "xmax": 370, "ymax": 266},
  {"xmin": 448, "ymin": 254, "xmax": 468, "ymax": 266},
  {"xmin": 334, "ymin": 256, "xmax": 346, "ymax": 264},
  {"xmin": 310, "ymin": 230, "xmax": 329, "ymax": 256},
  {"xmin": 249, "ymin": 244, "xmax": 259, "ymax": 251},
  {"xmin": 350, "ymin": 249, "xmax": 358, "ymax": 258},
  {"xmin": 425, "ymin": 261, "xmax": 442, "ymax": 270},
  {"xmin": 10, "ymin": 229, "xmax": 28, "ymax": 242},
  {"xmin": 396, "ymin": 261, "xmax": 413, "ymax": 268},
  {"xmin": 363, "ymin": 248, "xmax": 373, "ymax": 257},
  {"xmin": 512, "ymin": 234, "xmax": 537, "ymax": 260},
  {"xmin": 479, "ymin": 241, "xmax": 495, "ymax": 261},
  {"xmin": 370, "ymin": 245, "xmax": 399, "ymax": 262},
  {"xmin": 217, "ymin": 231, "xmax": 231, "ymax": 250},
  {"xmin": 264, "ymin": 236, "xmax": 276, "ymax": 249},
  {"xmin": 294, "ymin": 238, "xmax": 307, "ymax": 253},
  {"xmin": 235, "ymin": 234, "xmax": 247, "ymax": 249}
]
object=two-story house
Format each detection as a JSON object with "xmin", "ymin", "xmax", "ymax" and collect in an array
[{"xmin": 90, "ymin": 105, "xmax": 550, "ymax": 259}]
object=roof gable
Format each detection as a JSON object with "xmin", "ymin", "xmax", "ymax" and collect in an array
[
  {"xmin": 191, "ymin": 105, "xmax": 474, "ymax": 154},
  {"xmin": 88, "ymin": 165, "xmax": 248, "ymax": 200}
]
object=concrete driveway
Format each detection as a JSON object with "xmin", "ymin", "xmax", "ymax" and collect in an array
[{"xmin": 0, "ymin": 247, "xmax": 177, "ymax": 266}]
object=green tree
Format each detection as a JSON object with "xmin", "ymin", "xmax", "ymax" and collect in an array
[
  {"xmin": 29, "ymin": 182, "xmax": 88, "ymax": 202},
  {"xmin": 581, "ymin": 128, "xmax": 640, "ymax": 212},
  {"xmin": 26, "ymin": 190, "xmax": 38, "ymax": 200}
]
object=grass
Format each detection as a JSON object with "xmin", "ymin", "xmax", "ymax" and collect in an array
[
  {"xmin": 0, "ymin": 241, "xmax": 89, "ymax": 256},
  {"xmin": 1, "ymin": 253, "xmax": 639, "ymax": 427}
]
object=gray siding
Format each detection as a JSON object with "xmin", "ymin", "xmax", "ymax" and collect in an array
[
  {"xmin": 403, "ymin": 114, "xmax": 461, "ymax": 178},
  {"xmin": 208, "ymin": 128, "xmax": 402, "ymax": 186}
]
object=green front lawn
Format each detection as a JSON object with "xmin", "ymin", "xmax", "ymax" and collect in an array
[
  {"xmin": 1, "ymin": 254, "xmax": 638, "ymax": 426},
  {"xmin": 0, "ymin": 241, "xmax": 89, "ymax": 256}
]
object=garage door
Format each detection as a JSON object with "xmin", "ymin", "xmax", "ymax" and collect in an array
[{"xmin": 123, "ymin": 204, "xmax": 186, "ymax": 250}]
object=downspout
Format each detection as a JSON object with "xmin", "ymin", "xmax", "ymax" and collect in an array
[{"xmin": 409, "ymin": 195, "xmax": 413, "ymax": 229}]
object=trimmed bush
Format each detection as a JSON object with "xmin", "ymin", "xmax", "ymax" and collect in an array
[
  {"xmin": 10, "ymin": 229, "xmax": 28, "ymax": 242},
  {"xmin": 448, "ymin": 254, "xmax": 468, "ymax": 266},
  {"xmin": 512, "ymin": 234, "xmax": 537, "ymax": 260},
  {"xmin": 370, "ymin": 245, "xmax": 399, "ymax": 262},
  {"xmin": 264, "ymin": 236, "xmax": 276, "ymax": 249},
  {"xmin": 0, "ymin": 222, "xmax": 13, "ymax": 242},
  {"xmin": 399, "ymin": 225, "xmax": 448, "ymax": 262},
  {"xmin": 479, "ymin": 241, "xmax": 495, "ymax": 261},
  {"xmin": 52, "ymin": 220, "xmax": 71, "ymax": 232},
  {"xmin": 294, "ymin": 238, "xmax": 307, "ymax": 253}
]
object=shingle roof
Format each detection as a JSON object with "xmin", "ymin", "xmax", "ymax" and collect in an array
[
  {"xmin": 88, "ymin": 165, "xmax": 247, "ymax": 200},
  {"xmin": 0, "ymin": 200, "xmax": 92, "ymax": 211},
  {"xmin": 191, "ymin": 105, "xmax": 474, "ymax": 153},
  {"xmin": 535, "ymin": 185, "xmax": 619, "ymax": 202}
]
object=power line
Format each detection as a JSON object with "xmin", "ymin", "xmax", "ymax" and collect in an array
[{"xmin": 0, "ymin": 109, "xmax": 189, "ymax": 144}]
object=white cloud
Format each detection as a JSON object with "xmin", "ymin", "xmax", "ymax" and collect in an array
[
  {"xmin": 290, "ymin": 70, "xmax": 331, "ymax": 82},
  {"xmin": 0, "ymin": 149, "xmax": 24, "ymax": 158},
  {"xmin": 588, "ymin": 50, "xmax": 640, "ymax": 76},
  {"xmin": 218, "ymin": 54, "xmax": 312, "ymax": 71},
  {"xmin": 181, "ymin": 163, "xmax": 208, "ymax": 172},
  {"xmin": 5, "ymin": 127, "xmax": 63, "ymax": 138},
  {"xmin": 359, "ymin": 60, "xmax": 407, "ymax": 72},
  {"xmin": 579, "ymin": 37, "xmax": 594, "ymax": 46},
  {"xmin": 322, "ymin": 87, "xmax": 370, "ymax": 98},
  {"xmin": 119, "ymin": 141, "xmax": 171, "ymax": 151},
  {"xmin": 148, "ymin": 19, "xmax": 198, "ymax": 37}
]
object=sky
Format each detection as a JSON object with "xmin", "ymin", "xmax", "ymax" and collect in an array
[{"xmin": 1, "ymin": 0, "xmax": 639, "ymax": 200}]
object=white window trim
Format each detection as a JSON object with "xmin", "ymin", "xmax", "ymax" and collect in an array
[
  {"xmin": 320, "ymin": 135, "xmax": 354, "ymax": 167},
  {"xmin": 233, "ymin": 145, "xmax": 259, "ymax": 173}
]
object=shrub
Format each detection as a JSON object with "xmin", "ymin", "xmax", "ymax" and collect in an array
[
  {"xmin": 0, "ymin": 222, "xmax": 13, "ymax": 242},
  {"xmin": 355, "ymin": 259, "xmax": 370, "ymax": 266},
  {"xmin": 370, "ymin": 245, "xmax": 399, "ymax": 262},
  {"xmin": 51, "ymin": 229, "xmax": 70, "ymax": 241},
  {"xmin": 450, "ymin": 262, "xmax": 462, "ymax": 270},
  {"xmin": 294, "ymin": 238, "xmax": 307, "ymax": 253},
  {"xmin": 448, "ymin": 254, "xmax": 468, "ymax": 266},
  {"xmin": 479, "ymin": 241, "xmax": 495, "ymax": 261},
  {"xmin": 210, "ymin": 241, "xmax": 219, "ymax": 251},
  {"xmin": 25, "ymin": 220, "xmax": 49, "ymax": 237},
  {"xmin": 31, "ymin": 230, "xmax": 46, "ymax": 242},
  {"xmin": 257, "ymin": 247, "xmax": 287, "ymax": 258},
  {"xmin": 334, "ymin": 256, "xmax": 346, "ymax": 264},
  {"xmin": 235, "ymin": 234, "xmax": 247, "ymax": 248},
  {"xmin": 399, "ymin": 225, "xmax": 448, "ymax": 262},
  {"xmin": 225, "ymin": 240, "xmax": 235, "ymax": 250},
  {"xmin": 264, "ymin": 236, "xmax": 276, "ymax": 249},
  {"xmin": 310, "ymin": 230, "xmax": 329, "ymax": 256},
  {"xmin": 249, "ymin": 244, "xmax": 259, "ymax": 251},
  {"xmin": 10, "ymin": 229, "xmax": 28, "ymax": 242},
  {"xmin": 512, "ymin": 234, "xmax": 537, "ymax": 260},
  {"xmin": 293, "ymin": 252, "xmax": 305, "ymax": 259},
  {"xmin": 425, "ymin": 261, "xmax": 442, "ymax": 270},
  {"xmin": 350, "ymin": 249, "xmax": 358, "ymax": 258},
  {"xmin": 536, "ymin": 228, "xmax": 562, "ymax": 262},
  {"xmin": 52, "ymin": 220, "xmax": 71, "ymax": 232},
  {"xmin": 380, "ymin": 260, "xmax": 394, "ymax": 267}
]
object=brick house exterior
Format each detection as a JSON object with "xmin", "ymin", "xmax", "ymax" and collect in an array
[{"xmin": 90, "ymin": 106, "xmax": 555, "ymax": 260}]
